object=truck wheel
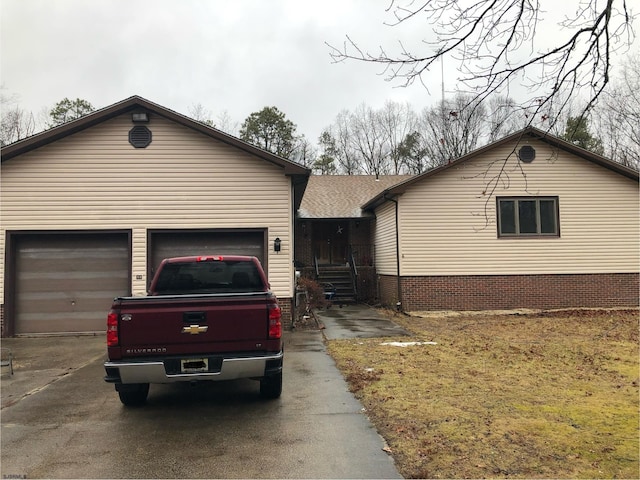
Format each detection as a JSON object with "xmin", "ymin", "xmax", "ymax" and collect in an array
[
  {"xmin": 259, "ymin": 372, "xmax": 282, "ymax": 399},
  {"xmin": 117, "ymin": 383, "xmax": 149, "ymax": 406}
]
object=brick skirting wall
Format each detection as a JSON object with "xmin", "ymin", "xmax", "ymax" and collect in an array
[
  {"xmin": 379, "ymin": 273, "xmax": 639, "ymax": 311},
  {"xmin": 279, "ymin": 297, "xmax": 293, "ymax": 330}
]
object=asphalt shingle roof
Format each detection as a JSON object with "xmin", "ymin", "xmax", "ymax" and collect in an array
[{"xmin": 298, "ymin": 175, "xmax": 412, "ymax": 218}]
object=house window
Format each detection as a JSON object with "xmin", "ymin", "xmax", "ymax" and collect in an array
[{"xmin": 497, "ymin": 197, "xmax": 559, "ymax": 237}]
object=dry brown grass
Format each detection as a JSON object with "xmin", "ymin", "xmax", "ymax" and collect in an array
[{"xmin": 326, "ymin": 308, "xmax": 639, "ymax": 479}]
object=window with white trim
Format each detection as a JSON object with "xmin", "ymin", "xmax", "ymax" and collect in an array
[{"xmin": 497, "ymin": 197, "xmax": 559, "ymax": 237}]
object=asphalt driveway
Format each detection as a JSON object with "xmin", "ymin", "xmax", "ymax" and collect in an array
[{"xmin": 1, "ymin": 305, "xmax": 404, "ymax": 479}]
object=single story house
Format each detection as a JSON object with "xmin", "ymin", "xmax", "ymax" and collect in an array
[
  {"xmin": 296, "ymin": 128, "xmax": 639, "ymax": 311},
  {"xmin": 2, "ymin": 98, "xmax": 638, "ymax": 337},
  {"xmin": 1, "ymin": 96, "xmax": 310, "ymax": 336}
]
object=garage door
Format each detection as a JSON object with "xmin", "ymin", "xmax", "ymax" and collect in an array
[
  {"xmin": 149, "ymin": 230, "xmax": 266, "ymax": 278},
  {"xmin": 14, "ymin": 233, "xmax": 130, "ymax": 334}
]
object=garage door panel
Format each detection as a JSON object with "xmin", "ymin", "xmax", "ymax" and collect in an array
[
  {"xmin": 17, "ymin": 290, "xmax": 124, "ymax": 314},
  {"xmin": 14, "ymin": 233, "xmax": 130, "ymax": 334},
  {"xmin": 17, "ymin": 272, "xmax": 128, "ymax": 293},
  {"xmin": 17, "ymin": 312, "xmax": 106, "ymax": 335},
  {"xmin": 18, "ymin": 250, "xmax": 127, "ymax": 272}
]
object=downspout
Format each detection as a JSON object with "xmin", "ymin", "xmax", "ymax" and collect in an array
[{"xmin": 383, "ymin": 194, "xmax": 402, "ymax": 311}]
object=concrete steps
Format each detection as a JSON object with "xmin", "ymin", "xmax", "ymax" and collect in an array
[{"xmin": 317, "ymin": 266, "xmax": 356, "ymax": 304}]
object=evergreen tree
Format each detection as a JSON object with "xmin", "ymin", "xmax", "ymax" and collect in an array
[
  {"xmin": 49, "ymin": 98, "xmax": 94, "ymax": 127},
  {"xmin": 562, "ymin": 116, "xmax": 604, "ymax": 154},
  {"xmin": 239, "ymin": 106, "xmax": 297, "ymax": 158}
]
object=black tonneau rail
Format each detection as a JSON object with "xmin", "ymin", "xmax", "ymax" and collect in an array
[{"xmin": 113, "ymin": 291, "xmax": 272, "ymax": 302}]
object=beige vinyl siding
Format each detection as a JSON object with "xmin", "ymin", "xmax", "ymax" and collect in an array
[
  {"xmin": 0, "ymin": 234, "xmax": 4, "ymax": 302},
  {"xmin": 1, "ymin": 114, "xmax": 294, "ymax": 300},
  {"xmin": 374, "ymin": 201, "xmax": 398, "ymax": 275},
  {"xmin": 396, "ymin": 138, "xmax": 639, "ymax": 276}
]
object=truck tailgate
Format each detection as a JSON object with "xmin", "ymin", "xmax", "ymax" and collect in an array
[{"xmin": 116, "ymin": 293, "xmax": 272, "ymax": 355}]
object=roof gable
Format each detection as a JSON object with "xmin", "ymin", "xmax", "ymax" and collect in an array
[
  {"xmin": 2, "ymin": 95, "xmax": 310, "ymax": 210},
  {"xmin": 363, "ymin": 126, "xmax": 639, "ymax": 211},
  {"xmin": 1, "ymin": 95, "xmax": 310, "ymax": 176}
]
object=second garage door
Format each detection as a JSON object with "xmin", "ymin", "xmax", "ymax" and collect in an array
[{"xmin": 149, "ymin": 229, "xmax": 266, "ymax": 279}]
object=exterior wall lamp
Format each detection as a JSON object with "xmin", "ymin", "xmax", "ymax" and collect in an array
[
  {"xmin": 131, "ymin": 112, "xmax": 149, "ymax": 123},
  {"xmin": 274, "ymin": 237, "xmax": 281, "ymax": 253}
]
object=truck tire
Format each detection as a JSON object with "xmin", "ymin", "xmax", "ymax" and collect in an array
[
  {"xmin": 117, "ymin": 383, "xmax": 149, "ymax": 406},
  {"xmin": 259, "ymin": 372, "xmax": 282, "ymax": 399}
]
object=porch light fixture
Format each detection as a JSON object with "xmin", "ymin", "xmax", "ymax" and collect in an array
[
  {"xmin": 274, "ymin": 237, "xmax": 281, "ymax": 253},
  {"xmin": 131, "ymin": 112, "xmax": 149, "ymax": 123}
]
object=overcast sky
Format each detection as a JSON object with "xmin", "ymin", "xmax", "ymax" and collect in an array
[{"xmin": 1, "ymin": 0, "xmax": 638, "ymax": 143}]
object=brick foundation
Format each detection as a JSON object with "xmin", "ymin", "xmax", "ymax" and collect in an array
[
  {"xmin": 378, "ymin": 275, "xmax": 400, "ymax": 307},
  {"xmin": 278, "ymin": 297, "xmax": 293, "ymax": 330},
  {"xmin": 379, "ymin": 273, "xmax": 639, "ymax": 311}
]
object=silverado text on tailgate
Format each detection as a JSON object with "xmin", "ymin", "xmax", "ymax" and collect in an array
[{"xmin": 103, "ymin": 255, "xmax": 283, "ymax": 406}]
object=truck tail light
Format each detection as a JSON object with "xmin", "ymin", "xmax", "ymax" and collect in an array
[
  {"xmin": 268, "ymin": 304, "xmax": 282, "ymax": 339},
  {"xmin": 107, "ymin": 311, "xmax": 119, "ymax": 346}
]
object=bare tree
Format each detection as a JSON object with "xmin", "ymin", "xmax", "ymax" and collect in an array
[
  {"xmin": 418, "ymin": 93, "xmax": 487, "ymax": 166},
  {"xmin": 350, "ymin": 103, "xmax": 391, "ymax": 176},
  {"xmin": 1, "ymin": 90, "xmax": 36, "ymax": 146},
  {"xmin": 328, "ymin": 0, "xmax": 636, "ymax": 126},
  {"xmin": 291, "ymin": 135, "xmax": 317, "ymax": 168},
  {"xmin": 187, "ymin": 104, "xmax": 242, "ymax": 136},
  {"xmin": 1, "ymin": 105, "xmax": 36, "ymax": 146},
  {"xmin": 214, "ymin": 110, "xmax": 240, "ymax": 136},
  {"xmin": 188, "ymin": 103, "xmax": 214, "ymax": 126},
  {"xmin": 321, "ymin": 101, "xmax": 422, "ymax": 174},
  {"xmin": 331, "ymin": 110, "xmax": 362, "ymax": 174},
  {"xmin": 486, "ymin": 95, "xmax": 524, "ymax": 142},
  {"xmin": 379, "ymin": 100, "xmax": 419, "ymax": 173},
  {"xmin": 593, "ymin": 54, "xmax": 640, "ymax": 169}
]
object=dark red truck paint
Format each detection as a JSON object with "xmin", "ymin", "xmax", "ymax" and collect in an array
[{"xmin": 103, "ymin": 255, "xmax": 283, "ymax": 405}]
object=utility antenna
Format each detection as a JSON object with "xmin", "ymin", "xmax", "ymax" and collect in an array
[
  {"xmin": 441, "ymin": 55, "xmax": 446, "ymax": 123},
  {"xmin": 441, "ymin": 55, "xmax": 445, "ymax": 103}
]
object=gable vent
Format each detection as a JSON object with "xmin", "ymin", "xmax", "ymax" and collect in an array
[
  {"xmin": 518, "ymin": 145, "xmax": 535, "ymax": 163},
  {"xmin": 129, "ymin": 125, "xmax": 152, "ymax": 148}
]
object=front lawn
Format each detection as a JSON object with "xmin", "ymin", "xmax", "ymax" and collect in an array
[{"xmin": 326, "ymin": 309, "xmax": 639, "ymax": 479}]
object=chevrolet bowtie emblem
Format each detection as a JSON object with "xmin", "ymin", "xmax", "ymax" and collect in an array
[{"xmin": 182, "ymin": 324, "xmax": 208, "ymax": 335}]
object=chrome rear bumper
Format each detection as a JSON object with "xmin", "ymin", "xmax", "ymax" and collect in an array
[{"xmin": 105, "ymin": 351, "xmax": 283, "ymax": 384}]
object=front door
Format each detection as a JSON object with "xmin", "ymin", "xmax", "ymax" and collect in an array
[{"xmin": 313, "ymin": 221, "xmax": 348, "ymax": 265}]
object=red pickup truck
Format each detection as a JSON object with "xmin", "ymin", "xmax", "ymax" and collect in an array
[{"xmin": 103, "ymin": 255, "xmax": 283, "ymax": 406}]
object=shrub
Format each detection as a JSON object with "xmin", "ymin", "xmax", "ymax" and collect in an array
[{"xmin": 297, "ymin": 276, "xmax": 330, "ymax": 310}]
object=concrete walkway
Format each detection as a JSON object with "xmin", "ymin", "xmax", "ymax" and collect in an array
[
  {"xmin": 1, "ymin": 305, "xmax": 407, "ymax": 479},
  {"xmin": 315, "ymin": 303, "xmax": 412, "ymax": 340}
]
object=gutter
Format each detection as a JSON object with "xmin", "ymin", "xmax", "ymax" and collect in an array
[{"xmin": 383, "ymin": 194, "xmax": 402, "ymax": 311}]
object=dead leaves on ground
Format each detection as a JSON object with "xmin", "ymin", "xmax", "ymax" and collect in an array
[{"xmin": 327, "ymin": 308, "xmax": 639, "ymax": 479}]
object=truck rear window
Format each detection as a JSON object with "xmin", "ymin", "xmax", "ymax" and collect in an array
[{"xmin": 153, "ymin": 260, "xmax": 265, "ymax": 295}]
